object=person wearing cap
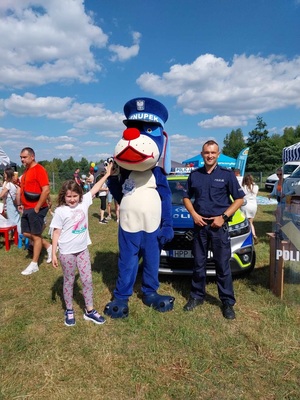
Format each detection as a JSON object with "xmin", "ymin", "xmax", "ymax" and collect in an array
[
  {"xmin": 183, "ymin": 140, "xmax": 245, "ymax": 319},
  {"xmin": 104, "ymin": 97, "xmax": 174, "ymax": 318}
]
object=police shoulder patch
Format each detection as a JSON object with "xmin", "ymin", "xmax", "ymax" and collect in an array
[{"xmin": 219, "ymin": 166, "xmax": 233, "ymax": 172}]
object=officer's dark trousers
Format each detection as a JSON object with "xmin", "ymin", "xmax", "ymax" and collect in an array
[{"xmin": 190, "ymin": 223, "xmax": 236, "ymax": 306}]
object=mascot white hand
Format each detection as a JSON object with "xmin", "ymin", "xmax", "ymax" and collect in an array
[{"xmin": 104, "ymin": 97, "xmax": 175, "ymax": 318}]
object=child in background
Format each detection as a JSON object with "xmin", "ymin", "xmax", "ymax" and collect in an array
[{"xmin": 50, "ymin": 162, "xmax": 113, "ymax": 327}]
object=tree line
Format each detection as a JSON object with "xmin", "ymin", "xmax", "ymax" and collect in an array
[
  {"xmin": 9, "ymin": 117, "xmax": 300, "ymax": 191},
  {"xmin": 16, "ymin": 156, "xmax": 104, "ymax": 192},
  {"xmin": 222, "ymin": 117, "xmax": 300, "ymax": 173}
]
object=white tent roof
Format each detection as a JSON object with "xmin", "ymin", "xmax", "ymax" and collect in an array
[
  {"xmin": 282, "ymin": 142, "xmax": 300, "ymax": 163},
  {"xmin": 0, "ymin": 146, "xmax": 10, "ymax": 169}
]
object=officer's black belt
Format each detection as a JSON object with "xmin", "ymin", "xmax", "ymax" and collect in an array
[{"xmin": 203, "ymin": 218, "xmax": 214, "ymax": 224}]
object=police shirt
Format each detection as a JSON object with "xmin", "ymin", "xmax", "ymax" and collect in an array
[{"xmin": 183, "ymin": 165, "xmax": 245, "ymax": 217}]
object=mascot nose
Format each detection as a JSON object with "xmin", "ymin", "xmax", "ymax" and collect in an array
[{"xmin": 123, "ymin": 127, "xmax": 140, "ymax": 141}]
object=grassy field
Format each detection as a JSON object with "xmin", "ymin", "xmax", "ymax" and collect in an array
[{"xmin": 1, "ymin": 192, "xmax": 300, "ymax": 400}]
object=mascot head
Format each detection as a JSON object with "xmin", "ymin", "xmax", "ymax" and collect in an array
[{"xmin": 114, "ymin": 97, "xmax": 171, "ymax": 174}]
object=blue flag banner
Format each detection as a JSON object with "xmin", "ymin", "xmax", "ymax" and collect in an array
[{"xmin": 235, "ymin": 147, "xmax": 249, "ymax": 177}]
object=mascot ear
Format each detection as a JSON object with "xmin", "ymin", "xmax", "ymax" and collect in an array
[{"xmin": 161, "ymin": 131, "xmax": 171, "ymax": 175}]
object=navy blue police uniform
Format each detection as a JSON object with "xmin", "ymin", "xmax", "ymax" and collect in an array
[{"xmin": 183, "ymin": 165, "xmax": 245, "ymax": 305}]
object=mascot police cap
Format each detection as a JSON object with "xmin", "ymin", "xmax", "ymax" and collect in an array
[{"xmin": 123, "ymin": 97, "xmax": 168, "ymax": 128}]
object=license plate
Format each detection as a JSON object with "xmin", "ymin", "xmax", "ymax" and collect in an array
[
  {"xmin": 161, "ymin": 250, "xmax": 213, "ymax": 259},
  {"xmin": 168, "ymin": 250, "xmax": 193, "ymax": 258}
]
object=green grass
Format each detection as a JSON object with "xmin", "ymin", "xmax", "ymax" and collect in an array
[{"xmin": 1, "ymin": 193, "xmax": 300, "ymax": 400}]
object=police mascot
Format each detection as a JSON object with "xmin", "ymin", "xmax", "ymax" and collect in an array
[{"xmin": 104, "ymin": 97, "xmax": 175, "ymax": 318}]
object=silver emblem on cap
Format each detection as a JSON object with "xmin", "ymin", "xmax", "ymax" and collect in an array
[{"xmin": 136, "ymin": 100, "xmax": 145, "ymax": 111}]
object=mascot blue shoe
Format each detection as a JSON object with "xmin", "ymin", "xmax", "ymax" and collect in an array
[
  {"xmin": 104, "ymin": 299, "xmax": 129, "ymax": 319},
  {"xmin": 142, "ymin": 293, "xmax": 175, "ymax": 312}
]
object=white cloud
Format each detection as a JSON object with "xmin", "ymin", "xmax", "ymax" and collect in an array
[
  {"xmin": 34, "ymin": 135, "xmax": 76, "ymax": 143},
  {"xmin": 0, "ymin": 126, "xmax": 28, "ymax": 137},
  {"xmin": 2, "ymin": 92, "xmax": 124, "ymax": 131},
  {"xmin": 82, "ymin": 141, "xmax": 101, "ymax": 147},
  {"xmin": 109, "ymin": 31, "xmax": 141, "ymax": 62},
  {"xmin": 0, "ymin": 0, "xmax": 108, "ymax": 88},
  {"xmin": 55, "ymin": 144, "xmax": 77, "ymax": 150},
  {"xmin": 198, "ymin": 115, "xmax": 249, "ymax": 129},
  {"xmin": 4, "ymin": 93, "xmax": 73, "ymax": 116},
  {"xmin": 169, "ymin": 133, "xmax": 216, "ymax": 162},
  {"xmin": 137, "ymin": 53, "xmax": 300, "ymax": 128}
]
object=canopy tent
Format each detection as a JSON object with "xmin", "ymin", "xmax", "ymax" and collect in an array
[
  {"xmin": 182, "ymin": 153, "xmax": 236, "ymax": 168},
  {"xmin": 282, "ymin": 142, "xmax": 300, "ymax": 163}
]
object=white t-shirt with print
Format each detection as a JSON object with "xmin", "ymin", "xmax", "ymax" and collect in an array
[{"xmin": 50, "ymin": 192, "xmax": 92, "ymax": 255}]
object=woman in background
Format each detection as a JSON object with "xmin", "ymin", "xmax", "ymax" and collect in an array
[
  {"xmin": 268, "ymin": 168, "xmax": 284, "ymax": 225},
  {"xmin": 0, "ymin": 167, "xmax": 21, "ymax": 233},
  {"xmin": 241, "ymin": 174, "xmax": 259, "ymax": 244}
]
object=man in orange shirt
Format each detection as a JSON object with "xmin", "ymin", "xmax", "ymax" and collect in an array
[{"xmin": 19, "ymin": 147, "xmax": 52, "ymax": 275}]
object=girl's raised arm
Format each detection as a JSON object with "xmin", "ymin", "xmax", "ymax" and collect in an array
[{"xmin": 90, "ymin": 162, "xmax": 113, "ymax": 197}]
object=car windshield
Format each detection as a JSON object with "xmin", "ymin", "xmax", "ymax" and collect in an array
[
  {"xmin": 168, "ymin": 179, "xmax": 190, "ymax": 205},
  {"xmin": 289, "ymin": 166, "xmax": 300, "ymax": 178},
  {"xmin": 283, "ymin": 164, "xmax": 299, "ymax": 175}
]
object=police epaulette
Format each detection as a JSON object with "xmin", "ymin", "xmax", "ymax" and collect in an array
[{"xmin": 219, "ymin": 166, "xmax": 233, "ymax": 172}]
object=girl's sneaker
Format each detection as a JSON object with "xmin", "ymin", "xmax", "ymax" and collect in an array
[
  {"xmin": 84, "ymin": 309, "xmax": 106, "ymax": 325},
  {"xmin": 65, "ymin": 310, "xmax": 76, "ymax": 326}
]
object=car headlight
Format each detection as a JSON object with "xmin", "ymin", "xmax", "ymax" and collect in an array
[{"xmin": 228, "ymin": 219, "xmax": 250, "ymax": 237}]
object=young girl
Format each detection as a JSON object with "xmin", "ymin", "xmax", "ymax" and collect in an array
[{"xmin": 50, "ymin": 162, "xmax": 113, "ymax": 326}]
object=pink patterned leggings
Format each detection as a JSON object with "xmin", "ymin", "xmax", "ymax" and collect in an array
[{"xmin": 59, "ymin": 248, "xmax": 93, "ymax": 310}]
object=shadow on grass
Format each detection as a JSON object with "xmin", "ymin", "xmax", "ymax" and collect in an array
[
  {"xmin": 91, "ymin": 211, "xmax": 118, "ymax": 222},
  {"xmin": 51, "ymin": 274, "xmax": 86, "ymax": 311},
  {"xmin": 93, "ymin": 250, "xmax": 120, "ymax": 301},
  {"xmin": 91, "ymin": 248, "xmax": 272, "ymax": 307},
  {"xmin": 159, "ymin": 274, "xmax": 223, "ymax": 308},
  {"xmin": 92, "ymin": 212, "xmax": 100, "ymax": 221},
  {"xmin": 239, "ymin": 264, "xmax": 270, "ymax": 288}
]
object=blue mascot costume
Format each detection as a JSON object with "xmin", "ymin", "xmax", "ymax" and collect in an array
[{"xmin": 104, "ymin": 97, "xmax": 175, "ymax": 318}]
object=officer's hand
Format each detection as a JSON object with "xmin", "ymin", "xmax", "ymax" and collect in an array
[
  {"xmin": 211, "ymin": 215, "xmax": 224, "ymax": 228},
  {"xmin": 194, "ymin": 214, "xmax": 209, "ymax": 226}
]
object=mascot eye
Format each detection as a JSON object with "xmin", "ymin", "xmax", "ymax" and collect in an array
[{"xmin": 146, "ymin": 128, "xmax": 152, "ymax": 133}]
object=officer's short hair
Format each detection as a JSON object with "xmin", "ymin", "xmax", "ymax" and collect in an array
[{"xmin": 202, "ymin": 140, "xmax": 219, "ymax": 151}]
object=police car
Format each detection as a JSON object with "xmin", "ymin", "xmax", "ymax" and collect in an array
[{"xmin": 160, "ymin": 170, "xmax": 256, "ymax": 276}]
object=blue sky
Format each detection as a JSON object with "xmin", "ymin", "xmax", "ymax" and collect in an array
[{"xmin": 0, "ymin": 0, "xmax": 300, "ymax": 166}]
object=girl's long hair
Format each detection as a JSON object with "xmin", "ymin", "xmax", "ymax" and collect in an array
[
  {"xmin": 57, "ymin": 180, "xmax": 83, "ymax": 206},
  {"xmin": 242, "ymin": 174, "xmax": 255, "ymax": 194},
  {"xmin": 4, "ymin": 167, "xmax": 14, "ymax": 182}
]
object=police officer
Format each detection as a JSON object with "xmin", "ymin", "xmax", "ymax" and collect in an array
[{"xmin": 183, "ymin": 140, "xmax": 245, "ymax": 319}]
